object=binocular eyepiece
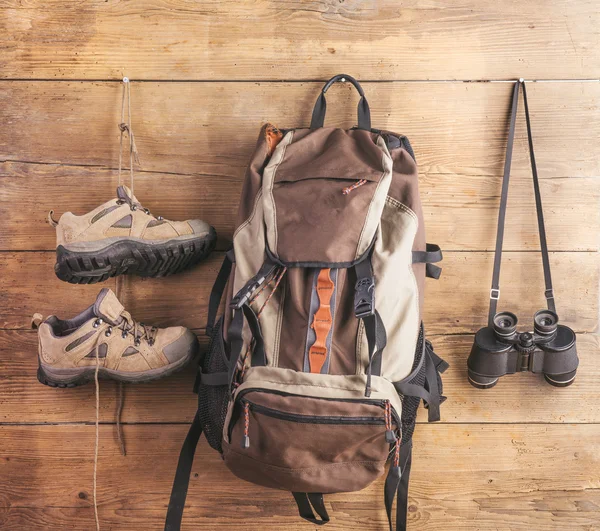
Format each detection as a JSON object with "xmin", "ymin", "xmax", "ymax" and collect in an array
[
  {"xmin": 493, "ymin": 310, "xmax": 560, "ymax": 339},
  {"xmin": 468, "ymin": 310, "xmax": 578, "ymax": 389}
]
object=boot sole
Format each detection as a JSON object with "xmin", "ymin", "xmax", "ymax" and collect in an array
[
  {"xmin": 37, "ymin": 346, "xmax": 198, "ymax": 388},
  {"xmin": 54, "ymin": 228, "xmax": 217, "ymax": 284}
]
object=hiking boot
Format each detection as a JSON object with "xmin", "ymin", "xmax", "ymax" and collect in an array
[
  {"xmin": 36, "ymin": 288, "xmax": 199, "ymax": 387},
  {"xmin": 50, "ymin": 185, "xmax": 217, "ymax": 284}
]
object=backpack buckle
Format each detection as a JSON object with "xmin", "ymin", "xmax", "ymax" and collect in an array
[
  {"xmin": 230, "ymin": 261, "xmax": 278, "ymax": 310},
  {"xmin": 354, "ymin": 277, "xmax": 375, "ymax": 318}
]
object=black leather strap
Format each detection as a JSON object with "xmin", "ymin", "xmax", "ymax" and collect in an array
[
  {"xmin": 310, "ymin": 74, "xmax": 371, "ymax": 131},
  {"xmin": 489, "ymin": 80, "xmax": 556, "ymax": 325},
  {"xmin": 164, "ymin": 413, "xmax": 203, "ymax": 531},
  {"xmin": 522, "ymin": 82, "xmax": 556, "ymax": 314},
  {"xmin": 292, "ymin": 492, "xmax": 330, "ymax": 525},
  {"xmin": 489, "ymin": 81, "xmax": 520, "ymax": 326},
  {"xmin": 206, "ymin": 249, "xmax": 234, "ymax": 336}
]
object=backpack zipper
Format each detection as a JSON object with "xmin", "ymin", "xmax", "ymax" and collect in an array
[
  {"xmin": 237, "ymin": 387, "xmax": 401, "ymax": 426},
  {"xmin": 235, "ymin": 390, "xmax": 400, "ymax": 450},
  {"xmin": 243, "ymin": 399, "xmax": 391, "ymax": 425}
]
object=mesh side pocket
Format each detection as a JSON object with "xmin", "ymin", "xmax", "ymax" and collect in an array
[
  {"xmin": 198, "ymin": 317, "xmax": 229, "ymax": 453},
  {"xmin": 400, "ymin": 326, "xmax": 426, "ymax": 445}
]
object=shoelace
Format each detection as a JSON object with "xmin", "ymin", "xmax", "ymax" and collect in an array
[
  {"xmin": 115, "ymin": 311, "xmax": 158, "ymax": 346},
  {"xmin": 117, "ymin": 78, "xmax": 164, "ymax": 222},
  {"xmin": 92, "ymin": 307, "xmax": 159, "ymax": 531},
  {"xmin": 118, "ymin": 77, "xmax": 140, "ymax": 198}
]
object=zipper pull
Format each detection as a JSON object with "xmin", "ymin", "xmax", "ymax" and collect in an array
[
  {"xmin": 384, "ymin": 401, "xmax": 396, "ymax": 444},
  {"xmin": 241, "ymin": 402, "xmax": 250, "ymax": 449}
]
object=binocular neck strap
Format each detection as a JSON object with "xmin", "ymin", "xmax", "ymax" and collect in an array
[{"xmin": 488, "ymin": 80, "xmax": 556, "ymax": 327}]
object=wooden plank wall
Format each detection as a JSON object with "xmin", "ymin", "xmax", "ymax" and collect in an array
[{"xmin": 0, "ymin": 2, "xmax": 599, "ymax": 529}]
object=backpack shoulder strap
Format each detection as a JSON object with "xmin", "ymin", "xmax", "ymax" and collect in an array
[{"xmin": 164, "ymin": 413, "xmax": 203, "ymax": 531}]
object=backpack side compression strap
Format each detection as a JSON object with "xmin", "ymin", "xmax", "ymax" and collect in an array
[{"xmin": 164, "ymin": 413, "xmax": 203, "ymax": 531}]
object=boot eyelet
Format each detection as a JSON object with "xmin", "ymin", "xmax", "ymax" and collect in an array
[
  {"xmin": 122, "ymin": 331, "xmax": 128, "ymax": 339},
  {"xmin": 134, "ymin": 339, "xmax": 141, "ymax": 346},
  {"xmin": 93, "ymin": 319, "xmax": 103, "ymax": 328},
  {"xmin": 105, "ymin": 327, "xmax": 112, "ymax": 337},
  {"xmin": 131, "ymin": 205, "xmax": 137, "ymax": 211},
  {"xmin": 157, "ymin": 216, "xmax": 164, "ymax": 221}
]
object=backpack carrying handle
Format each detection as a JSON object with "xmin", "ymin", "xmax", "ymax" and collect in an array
[{"xmin": 310, "ymin": 74, "xmax": 372, "ymax": 131}]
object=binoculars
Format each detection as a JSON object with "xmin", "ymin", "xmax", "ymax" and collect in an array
[{"xmin": 467, "ymin": 310, "xmax": 578, "ymax": 389}]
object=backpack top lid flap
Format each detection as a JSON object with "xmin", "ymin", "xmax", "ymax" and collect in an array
[{"xmin": 261, "ymin": 76, "xmax": 394, "ymax": 266}]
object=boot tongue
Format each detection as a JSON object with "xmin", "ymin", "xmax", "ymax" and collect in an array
[
  {"xmin": 116, "ymin": 185, "xmax": 140, "ymax": 206},
  {"xmin": 93, "ymin": 288, "xmax": 125, "ymax": 325}
]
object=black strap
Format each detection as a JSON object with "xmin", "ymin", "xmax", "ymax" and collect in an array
[
  {"xmin": 489, "ymin": 81, "xmax": 520, "ymax": 326},
  {"xmin": 522, "ymin": 82, "xmax": 556, "ymax": 314},
  {"xmin": 363, "ymin": 310, "xmax": 387, "ymax": 378},
  {"xmin": 384, "ymin": 440, "xmax": 413, "ymax": 531},
  {"xmin": 206, "ymin": 250, "xmax": 234, "ymax": 336},
  {"xmin": 412, "ymin": 244, "xmax": 443, "ymax": 280},
  {"xmin": 310, "ymin": 74, "xmax": 371, "ymax": 131},
  {"xmin": 198, "ymin": 368, "xmax": 229, "ymax": 386},
  {"xmin": 489, "ymin": 80, "xmax": 556, "ymax": 326},
  {"xmin": 242, "ymin": 304, "xmax": 266, "ymax": 368},
  {"xmin": 412, "ymin": 243, "xmax": 442, "ymax": 265},
  {"xmin": 164, "ymin": 413, "xmax": 203, "ymax": 531},
  {"xmin": 354, "ymin": 257, "xmax": 387, "ymax": 396},
  {"xmin": 394, "ymin": 341, "xmax": 448, "ymax": 423},
  {"xmin": 227, "ymin": 308, "xmax": 244, "ymax": 388},
  {"xmin": 292, "ymin": 492, "xmax": 330, "ymax": 525},
  {"xmin": 226, "ymin": 303, "xmax": 266, "ymax": 388}
]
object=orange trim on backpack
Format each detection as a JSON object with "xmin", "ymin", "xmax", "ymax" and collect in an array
[
  {"xmin": 308, "ymin": 268, "xmax": 335, "ymax": 374},
  {"xmin": 265, "ymin": 124, "xmax": 283, "ymax": 157}
]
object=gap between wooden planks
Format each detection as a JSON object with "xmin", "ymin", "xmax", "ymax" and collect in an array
[
  {"xmin": 0, "ymin": 424, "xmax": 599, "ymax": 530},
  {"xmin": 1, "ymin": 251, "xmax": 596, "ymax": 334},
  {"xmin": 1, "ymin": 161, "xmax": 598, "ymax": 253},
  {"xmin": 0, "ymin": 331, "xmax": 598, "ymax": 425},
  {"xmin": 1, "ymin": 0, "xmax": 598, "ymax": 80}
]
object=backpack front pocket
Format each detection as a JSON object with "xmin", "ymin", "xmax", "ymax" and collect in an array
[
  {"xmin": 222, "ymin": 389, "xmax": 400, "ymax": 494},
  {"xmin": 262, "ymin": 129, "xmax": 393, "ymax": 265}
]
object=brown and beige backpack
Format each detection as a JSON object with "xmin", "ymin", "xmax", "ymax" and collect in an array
[{"xmin": 165, "ymin": 75, "xmax": 447, "ymax": 531}]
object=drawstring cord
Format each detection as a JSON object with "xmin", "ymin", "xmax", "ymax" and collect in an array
[
  {"xmin": 118, "ymin": 77, "xmax": 140, "ymax": 199},
  {"xmin": 114, "ymin": 273, "xmax": 127, "ymax": 458},
  {"xmin": 93, "ymin": 338, "xmax": 101, "ymax": 531},
  {"xmin": 93, "ymin": 77, "xmax": 139, "ymax": 529}
]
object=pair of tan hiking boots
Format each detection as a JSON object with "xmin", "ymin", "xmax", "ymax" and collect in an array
[{"xmin": 37, "ymin": 185, "xmax": 216, "ymax": 387}]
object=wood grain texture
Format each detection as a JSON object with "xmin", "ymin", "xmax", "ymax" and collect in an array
[
  {"xmin": 1, "ymin": 330, "xmax": 597, "ymax": 425},
  {"xmin": 2, "ymin": 160, "xmax": 598, "ymax": 252},
  {"xmin": 1, "ymin": 7, "xmax": 599, "ymax": 528},
  {"xmin": 1, "ymin": 82, "xmax": 599, "ymax": 178},
  {"xmin": 1, "ymin": 0, "xmax": 598, "ymax": 80},
  {"xmin": 1, "ymin": 250, "xmax": 596, "ymax": 333},
  {"xmin": 0, "ymin": 424, "xmax": 599, "ymax": 530}
]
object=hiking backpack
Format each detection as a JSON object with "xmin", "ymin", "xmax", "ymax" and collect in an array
[{"xmin": 165, "ymin": 74, "xmax": 448, "ymax": 531}]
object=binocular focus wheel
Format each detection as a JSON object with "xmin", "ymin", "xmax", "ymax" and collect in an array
[
  {"xmin": 544, "ymin": 370, "xmax": 577, "ymax": 388},
  {"xmin": 467, "ymin": 370, "xmax": 499, "ymax": 390}
]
